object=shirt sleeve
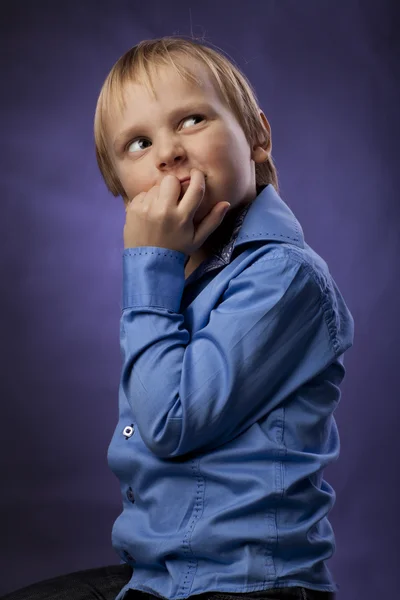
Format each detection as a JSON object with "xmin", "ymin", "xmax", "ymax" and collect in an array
[{"xmin": 120, "ymin": 246, "xmax": 347, "ymax": 459}]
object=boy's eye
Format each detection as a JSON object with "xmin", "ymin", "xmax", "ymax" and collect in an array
[
  {"xmin": 181, "ymin": 114, "xmax": 204, "ymax": 129},
  {"xmin": 126, "ymin": 114, "xmax": 205, "ymax": 153},
  {"xmin": 127, "ymin": 138, "xmax": 151, "ymax": 153}
]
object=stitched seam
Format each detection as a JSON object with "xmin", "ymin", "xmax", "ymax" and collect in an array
[
  {"xmin": 124, "ymin": 249, "xmax": 185, "ymax": 261},
  {"xmin": 238, "ymin": 231, "xmax": 300, "ymax": 242}
]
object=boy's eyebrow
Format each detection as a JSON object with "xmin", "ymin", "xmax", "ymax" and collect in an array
[{"xmin": 112, "ymin": 102, "xmax": 213, "ymax": 149}]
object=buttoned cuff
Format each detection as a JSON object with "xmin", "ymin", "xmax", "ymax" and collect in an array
[{"xmin": 122, "ymin": 247, "xmax": 187, "ymax": 313}]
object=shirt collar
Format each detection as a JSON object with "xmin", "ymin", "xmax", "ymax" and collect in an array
[{"xmin": 185, "ymin": 183, "xmax": 305, "ymax": 279}]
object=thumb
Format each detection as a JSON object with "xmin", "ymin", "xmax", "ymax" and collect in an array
[{"xmin": 193, "ymin": 202, "xmax": 231, "ymax": 248}]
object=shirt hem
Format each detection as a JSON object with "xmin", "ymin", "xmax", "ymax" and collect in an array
[{"xmin": 120, "ymin": 579, "xmax": 338, "ymax": 599}]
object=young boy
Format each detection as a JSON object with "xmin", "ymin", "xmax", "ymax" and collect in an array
[{"xmin": 3, "ymin": 36, "xmax": 354, "ymax": 600}]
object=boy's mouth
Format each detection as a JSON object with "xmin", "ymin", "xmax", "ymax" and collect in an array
[
  {"xmin": 178, "ymin": 174, "xmax": 207, "ymax": 200},
  {"xmin": 179, "ymin": 180, "xmax": 190, "ymax": 200}
]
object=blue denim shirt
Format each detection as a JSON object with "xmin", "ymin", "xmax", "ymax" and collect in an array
[{"xmin": 107, "ymin": 184, "xmax": 354, "ymax": 599}]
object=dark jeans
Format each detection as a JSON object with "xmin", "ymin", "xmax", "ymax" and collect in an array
[{"xmin": 0, "ymin": 565, "xmax": 336, "ymax": 600}]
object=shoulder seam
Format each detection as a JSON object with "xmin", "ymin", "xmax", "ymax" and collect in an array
[{"xmin": 254, "ymin": 248, "xmax": 341, "ymax": 356}]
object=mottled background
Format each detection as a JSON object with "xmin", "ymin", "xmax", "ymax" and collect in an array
[{"xmin": 1, "ymin": 1, "xmax": 398, "ymax": 598}]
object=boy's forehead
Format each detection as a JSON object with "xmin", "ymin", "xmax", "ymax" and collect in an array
[{"xmin": 125, "ymin": 60, "xmax": 213, "ymax": 104}]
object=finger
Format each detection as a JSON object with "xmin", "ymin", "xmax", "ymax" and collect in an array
[
  {"xmin": 178, "ymin": 169, "xmax": 206, "ymax": 216},
  {"xmin": 159, "ymin": 175, "xmax": 181, "ymax": 206},
  {"xmin": 192, "ymin": 202, "xmax": 230, "ymax": 248},
  {"xmin": 127, "ymin": 191, "xmax": 146, "ymax": 210}
]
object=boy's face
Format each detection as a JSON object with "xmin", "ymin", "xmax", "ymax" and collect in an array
[{"xmin": 107, "ymin": 58, "xmax": 269, "ymax": 224}]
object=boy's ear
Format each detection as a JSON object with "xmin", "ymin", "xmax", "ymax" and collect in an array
[{"xmin": 252, "ymin": 111, "xmax": 272, "ymax": 164}]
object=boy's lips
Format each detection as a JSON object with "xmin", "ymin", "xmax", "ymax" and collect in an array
[
  {"xmin": 178, "ymin": 174, "xmax": 207, "ymax": 184},
  {"xmin": 178, "ymin": 175, "xmax": 207, "ymax": 199}
]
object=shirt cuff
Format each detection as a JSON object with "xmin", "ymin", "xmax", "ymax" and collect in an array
[{"xmin": 122, "ymin": 247, "xmax": 187, "ymax": 313}]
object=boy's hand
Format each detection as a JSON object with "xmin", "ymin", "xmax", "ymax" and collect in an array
[{"xmin": 123, "ymin": 169, "xmax": 230, "ymax": 255}]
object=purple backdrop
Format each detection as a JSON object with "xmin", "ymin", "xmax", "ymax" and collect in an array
[{"xmin": 1, "ymin": 1, "xmax": 398, "ymax": 598}]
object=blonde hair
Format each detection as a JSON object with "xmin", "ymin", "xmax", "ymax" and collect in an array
[{"xmin": 94, "ymin": 36, "xmax": 279, "ymax": 203}]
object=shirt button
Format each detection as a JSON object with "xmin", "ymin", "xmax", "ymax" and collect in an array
[
  {"xmin": 127, "ymin": 487, "xmax": 135, "ymax": 503},
  {"xmin": 123, "ymin": 424, "xmax": 134, "ymax": 439}
]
